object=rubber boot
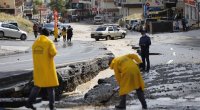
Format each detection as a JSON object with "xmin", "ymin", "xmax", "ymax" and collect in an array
[
  {"xmin": 115, "ymin": 95, "xmax": 126, "ymax": 109},
  {"xmin": 136, "ymin": 88, "xmax": 147, "ymax": 109}
]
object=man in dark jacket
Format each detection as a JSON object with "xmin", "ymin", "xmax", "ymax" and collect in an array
[
  {"xmin": 67, "ymin": 25, "xmax": 73, "ymax": 42},
  {"xmin": 33, "ymin": 23, "xmax": 38, "ymax": 38},
  {"xmin": 139, "ymin": 31, "xmax": 151, "ymax": 72}
]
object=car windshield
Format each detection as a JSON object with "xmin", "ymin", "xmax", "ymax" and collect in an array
[
  {"xmin": 95, "ymin": 17, "xmax": 101, "ymax": 19},
  {"xmin": 96, "ymin": 27, "xmax": 106, "ymax": 31}
]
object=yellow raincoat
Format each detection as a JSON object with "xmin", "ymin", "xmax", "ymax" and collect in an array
[
  {"xmin": 54, "ymin": 27, "xmax": 58, "ymax": 38},
  {"xmin": 110, "ymin": 54, "xmax": 145, "ymax": 96},
  {"xmin": 61, "ymin": 30, "xmax": 67, "ymax": 36},
  {"xmin": 32, "ymin": 35, "xmax": 59, "ymax": 87}
]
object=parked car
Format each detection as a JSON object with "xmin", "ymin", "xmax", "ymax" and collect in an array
[
  {"xmin": 130, "ymin": 19, "xmax": 141, "ymax": 30},
  {"xmin": 0, "ymin": 22, "xmax": 27, "ymax": 40},
  {"xmin": 68, "ymin": 15, "xmax": 79, "ymax": 22},
  {"xmin": 93, "ymin": 15, "xmax": 104, "ymax": 25},
  {"xmin": 43, "ymin": 22, "xmax": 61, "ymax": 34},
  {"xmin": 91, "ymin": 25, "xmax": 126, "ymax": 41}
]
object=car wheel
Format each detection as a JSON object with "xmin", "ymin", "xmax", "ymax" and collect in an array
[
  {"xmin": 105, "ymin": 36, "xmax": 110, "ymax": 40},
  {"xmin": 95, "ymin": 38, "xmax": 99, "ymax": 41},
  {"xmin": 20, "ymin": 34, "xmax": 27, "ymax": 40},
  {"xmin": 0, "ymin": 31, "xmax": 4, "ymax": 37},
  {"xmin": 121, "ymin": 33, "xmax": 125, "ymax": 39}
]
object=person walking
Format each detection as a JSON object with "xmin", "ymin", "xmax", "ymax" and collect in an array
[
  {"xmin": 175, "ymin": 20, "xmax": 179, "ymax": 31},
  {"xmin": 61, "ymin": 27, "xmax": 67, "ymax": 42},
  {"xmin": 182, "ymin": 18, "xmax": 187, "ymax": 31},
  {"xmin": 26, "ymin": 28, "xmax": 59, "ymax": 110},
  {"xmin": 109, "ymin": 53, "xmax": 147, "ymax": 109},
  {"xmin": 67, "ymin": 25, "xmax": 73, "ymax": 43},
  {"xmin": 139, "ymin": 31, "xmax": 151, "ymax": 72},
  {"xmin": 33, "ymin": 23, "xmax": 38, "ymax": 38}
]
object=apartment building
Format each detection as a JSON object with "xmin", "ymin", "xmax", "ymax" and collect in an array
[
  {"xmin": 114, "ymin": 0, "xmax": 144, "ymax": 19},
  {"xmin": 70, "ymin": 0, "xmax": 92, "ymax": 17},
  {"xmin": 0, "ymin": 0, "xmax": 24, "ymax": 16},
  {"xmin": 184, "ymin": 0, "xmax": 198, "ymax": 25}
]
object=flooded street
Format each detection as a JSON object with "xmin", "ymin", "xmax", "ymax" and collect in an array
[
  {"xmin": 15, "ymin": 23, "xmax": 200, "ymax": 110},
  {"xmin": 56, "ymin": 23, "xmax": 200, "ymax": 109}
]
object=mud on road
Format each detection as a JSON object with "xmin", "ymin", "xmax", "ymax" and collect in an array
[{"xmin": 53, "ymin": 63, "xmax": 200, "ymax": 109}]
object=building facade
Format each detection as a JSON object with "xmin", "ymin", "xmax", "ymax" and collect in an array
[
  {"xmin": 114, "ymin": 0, "xmax": 144, "ymax": 19},
  {"xmin": 184, "ymin": 0, "xmax": 198, "ymax": 25},
  {"xmin": 0, "ymin": 0, "xmax": 24, "ymax": 16}
]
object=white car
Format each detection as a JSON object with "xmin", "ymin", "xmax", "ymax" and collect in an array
[
  {"xmin": 0, "ymin": 22, "xmax": 27, "ymax": 40},
  {"xmin": 93, "ymin": 15, "xmax": 104, "ymax": 25},
  {"xmin": 91, "ymin": 25, "xmax": 126, "ymax": 41}
]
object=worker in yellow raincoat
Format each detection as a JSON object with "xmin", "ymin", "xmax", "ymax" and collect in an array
[
  {"xmin": 110, "ymin": 53, "xmax": 147, "ymax": 109},
  {"xmin": 26, "ymin": 28, "xmax": 59, "ymax": 110},
  {"xmin": 54, "ymin": 26, "xmax": 59, "ymax": 42}
]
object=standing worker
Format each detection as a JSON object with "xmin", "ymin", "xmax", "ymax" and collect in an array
[
  {"xmin": 54, "ymin": 26, "xmax": 59, "ymax": 42},
  {"xmin": 26, "ymin": 28, "xmax": 59, "ymax": 110},
  {"xmin": 67, "ymin": 25, "xmax": 73, "ymax": 43},
  {"xmin": 110, "ymin": 53, "xmax": 147, "ymax": 109},
  {"xmin": 33, "ymin": 23, "xmax": 38, "ymax": 38},
  {"xmin": 139, "ymin": 31, "xmax": 151, "ymax": 72}
]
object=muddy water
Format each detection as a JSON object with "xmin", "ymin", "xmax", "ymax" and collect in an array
[{"xmin": 75, "ymin": 69, "xmax": 114, "ymax": 94}]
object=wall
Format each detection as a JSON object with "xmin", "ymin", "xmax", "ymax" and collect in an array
[
  {"xmin": 184, "ymin": 0, "xmax": 198, "ymax": 26},
  {"xmin": 0, "ymin": 0, "xmax": 15, "ymax": 9},
  {"xmin": 145, "ymin": 0, "xmax": 164, "ymax": 7},
  {"xmin": 126, "ymin": 0, "xmax": 142, "ymax": 3},
  {"xmin": 129, "ymin": 8, "xmax": 143, "ymax": 16}
]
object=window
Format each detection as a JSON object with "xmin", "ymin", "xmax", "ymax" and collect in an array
[
  {"xmin": 9, "ymin": 24, "xmax": 19, "ymax": 30},
  {"xmin": 108, "ymin": 27, "xmax": 114, "ymax": 31},
  {"xmin": 1, "ymin": 24, "xmax": 9, "ymax": 28},
  {"xmin": 113, "ymin": 26, "xmax": 118, "ymax": 31},
  {"xmin": 96, "ymin": 27, "xmax": 106, "ymax": 31}
]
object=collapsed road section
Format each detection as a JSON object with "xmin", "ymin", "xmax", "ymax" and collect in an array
[{"xmin": 0, "ymin": 41, "xmax": 114, "ymax": 107}]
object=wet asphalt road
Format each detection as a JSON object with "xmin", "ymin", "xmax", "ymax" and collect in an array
[{"xmin": 0, "ymin": 40, "xmax": 109, "ymax": 72}]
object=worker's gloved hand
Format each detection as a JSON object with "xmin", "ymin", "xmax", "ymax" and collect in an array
[{"xmin": 113, "ymin": 86, "xmax": 120, "ymax": 92}]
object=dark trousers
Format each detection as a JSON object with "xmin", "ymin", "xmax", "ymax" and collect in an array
[
  {"xmin": 67, "ymin": 36, "xmax": 72, "ymax": 42},
  {"xmin": 141, "ymin": 51, "xmax": 150, "ymax": 71},
  {"xmin": 27, "ymin": 86, "xmax": 55, "ymax": 109},
  {"xmin": 34, "ymin": 31, "xmax": 38, "ymax": 38},
  {"xmin": 118, "ymin": 88, "xmax": 147, "ymax": 109}
]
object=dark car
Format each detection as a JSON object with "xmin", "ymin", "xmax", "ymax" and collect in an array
[{"xmin": 68, "ymin": 15, "xmax": 79, "ymax": 22}]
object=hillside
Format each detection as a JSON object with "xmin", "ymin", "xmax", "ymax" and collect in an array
[{"xmin": 0, "ymin": 13, "xmax": 33, "ymax": 33}]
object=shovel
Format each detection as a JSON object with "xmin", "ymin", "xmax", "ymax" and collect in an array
[{"xmin": 100, "ymin": 87, "xmax": 119, "ymax": 104}]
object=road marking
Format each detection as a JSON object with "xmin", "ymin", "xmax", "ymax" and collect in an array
[
  {"xmin": 167, "ymin": 60, "xmax": 173, "ymax": 64},
  {"xmin": 0, "ymin": 59, "xmax": 32, "ymax": 65}
]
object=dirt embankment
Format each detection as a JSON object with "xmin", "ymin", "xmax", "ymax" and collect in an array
[{"xmin": 0, "ymin": 13, "xmax": 33, "ymax": 33}]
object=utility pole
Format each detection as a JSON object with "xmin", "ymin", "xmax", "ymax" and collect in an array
[
  {"xmin": 198, "ymin": 2, "xmax": 200, "ymax": 28},
  {"xmin": 142, "ymin": 0, "xmax": 145, "ymax": 19},
  {"xmin": 54, "ymin": 0, "xmax": 58, "ymax": 42}
]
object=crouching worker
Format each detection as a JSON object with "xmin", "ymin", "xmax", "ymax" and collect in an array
[
  {"xmin": 26, "ymin": 28, "xmax": 59, "ymax": 110},
  {"xmin": 109, "ymin": 53, "xmax": 147, "ymax": 109}
]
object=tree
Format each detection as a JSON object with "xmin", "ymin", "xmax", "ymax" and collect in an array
[
  {"xmin": 49, "ymin": 0, "xmax": 70, "ymax": 12},
  {"xmin": 32, "ymin": 0, "xmax": 44, "ymax": 14}
]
